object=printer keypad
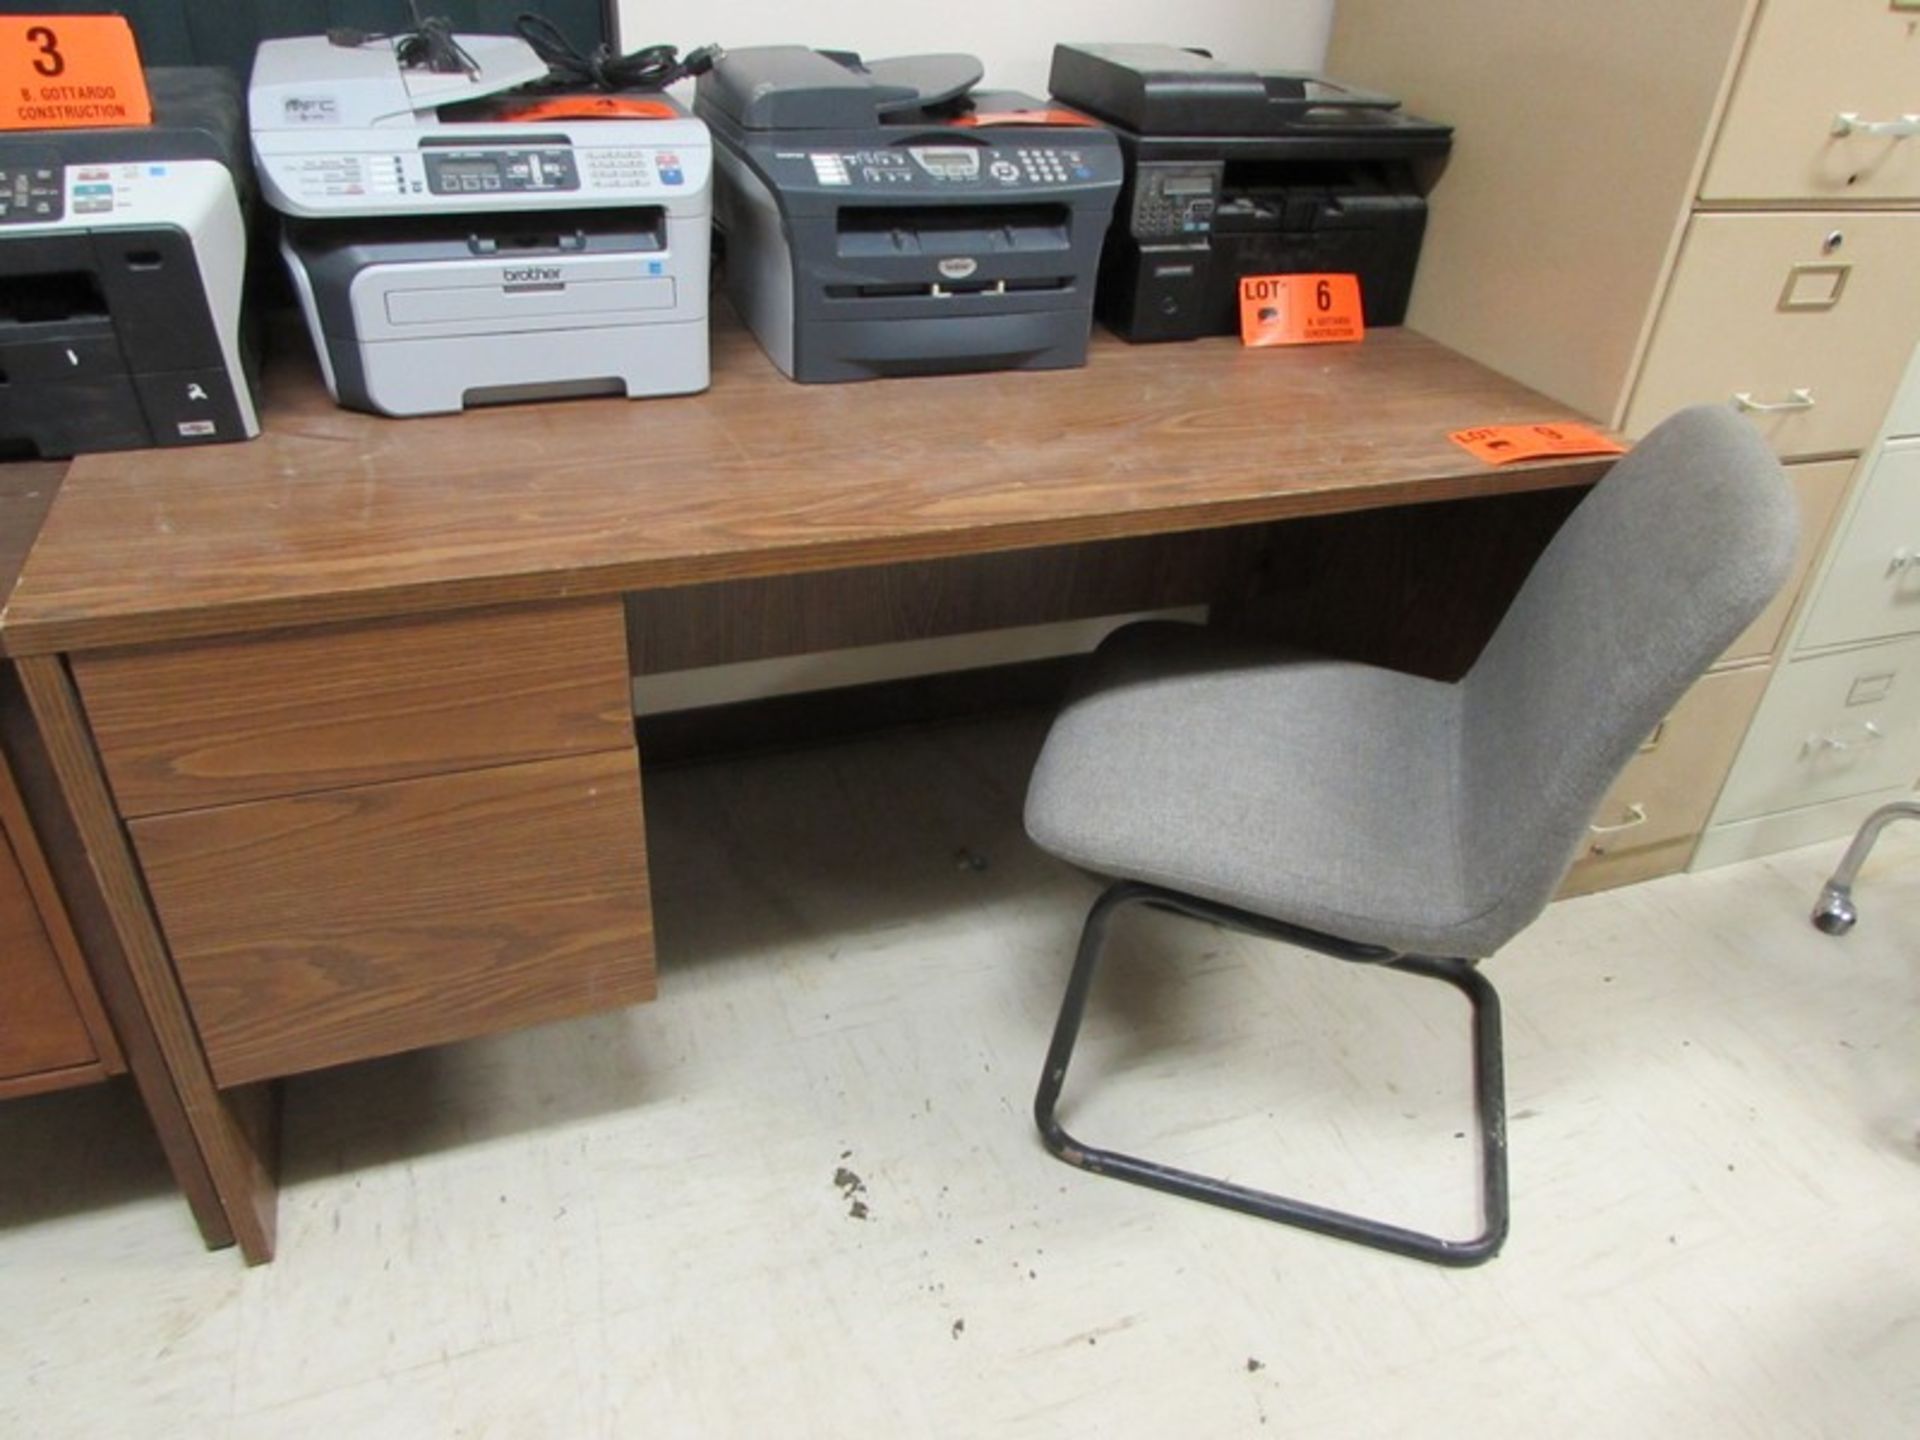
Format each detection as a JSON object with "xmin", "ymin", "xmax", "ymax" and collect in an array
[
  {"xmin": 1016, "ymin": 149, "xmax": 1070, "ymax": 185},
  {"xmin": 0, "ymin": 165, "xmax": 65, "ymax": 224},
  {"xmin": 585, "ymin": 148, "xmax": 657, "ymax": 190}
]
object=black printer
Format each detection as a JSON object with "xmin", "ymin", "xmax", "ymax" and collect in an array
[
  {"xmin": 0, "ymin": 68, "xmax": 259, "ymax": 458},
  {"xmin": 1048, "ymin": 43, "xmax": 1452, "ymax": 343},
  {"xmin": 695, "ymin": 47, "xmax": 1123, "ymax": 382}
]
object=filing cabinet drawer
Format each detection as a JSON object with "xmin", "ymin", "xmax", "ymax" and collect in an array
[
  {"xmin": 131, "ymin": 748, "xmax": 655, "ymax": 1086},
  {"xmin": 1623, "ymin": 213, "xmax": 1920, "ymax": 459},
  {"xmin": 1885, "ymin": 342, "xmax": 1920, "ymax": 441},
  {"xmin": 1713, "ymin": 637, "xmax": 1920, "ymax": 822},
  {"xmin": 1799, "ymin": 441, "xmax": 1920, "ymax": 650},
  {"xmin": 1577, "ymin": 665, "xmax": 1772, "ymax": 859},
  {"xmin": 1721, "ymin": 457, "xmax": 1853, "ymax": 664},
  {"xmin": 75, "ymin": 599, "xmax": 634, "ymax": 817},
  {"xmin": 1701, "ymin": 0, "xmax": 1920, "ymax": 203}
]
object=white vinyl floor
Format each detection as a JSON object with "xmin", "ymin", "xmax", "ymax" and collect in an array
[{"xmin": 4, "ymin": 713, "xmax": 1917, "ymax": 1439}]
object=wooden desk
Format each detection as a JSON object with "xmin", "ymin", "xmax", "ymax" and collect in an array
[
  {"xmin": 0, "ymin": 463, "xmax": 237, "ymax": 1250},
  {"xmin": 0, "ymin": 321, "xmax": 1611, "ymax": 1261}
]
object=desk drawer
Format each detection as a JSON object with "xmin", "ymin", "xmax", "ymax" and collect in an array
[
  {"xmin": 1701, "ymin": 0, "xmax": 1920, "ymax": 204},
  {"xmin": 75, "ymin": 600, "xmax": 634, "ymax": 817},
  {"xmin": 0, "ymin": 823, "xmax": 99, "ymax": 1088},
  {"xmin": 1799, "ymin": 441, "xmax": 1920, "ymax": 650},
  {"xmin": 1623, "ymin": 213, "xmax": 1920, "ymax": 459},
  {"xmin": 1713, "ymin": 638, "xmax": 1920, "ymax": 823},
  {"xmin": 131, "ymin": 748, "xmax": 654, "ymax": 1086}
]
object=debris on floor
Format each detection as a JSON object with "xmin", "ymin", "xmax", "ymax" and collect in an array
[{"xmin": 833, "ymin": 1164, "xmax": 870, "ymax": 1220}]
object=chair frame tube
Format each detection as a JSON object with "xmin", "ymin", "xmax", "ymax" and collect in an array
[{"xmin": 1034, "ymin": 881, "xmax": 1510, "ymax": 1267}]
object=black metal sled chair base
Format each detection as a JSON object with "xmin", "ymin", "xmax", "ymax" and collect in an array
[{"xmin": 1033, "ymin": 881, "xmax": 1510, "ymax": 1268}]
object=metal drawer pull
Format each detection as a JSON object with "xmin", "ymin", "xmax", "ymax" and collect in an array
[
  {"xmin": 1832, "ymin": 112, "xmax": 1920, "ymax": 139},
  {"xmin": 1733, "ymin": 389, "xmax": 1815, "ymax": 414},
  {"xmin": 1889, "ymin": 549, "xmax": 1920, "ymax": 573},
  {"xmin": 1806, "ymin": 722, "xmax": 1886, "ymax": 755},
  {"xmin": 1588, "ymin": 803, "xmax": 1648, "ymax": 835}
]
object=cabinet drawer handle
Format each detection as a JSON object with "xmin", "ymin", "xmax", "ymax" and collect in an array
[
  {"xmin": 1588, "ymin": 803, "xmax": 1649, "ymax": 836},
  {"xmin": 1832, "ymin": 112, "xmax": 1920, "ymax": 139},
  {"xmin": 1889, "ymin": 549, "xmax": 1920, "ymax": 573},
  {"xmin": 1805, "ymin": 722, "xmax": 1885, "ymax": 755},
  {"xmin": 1733, "ymin": 389, "xmax": 1816, "ymax": 414}
]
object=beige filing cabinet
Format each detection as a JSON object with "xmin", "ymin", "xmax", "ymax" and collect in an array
[
  {"xmin": 1697, "ymin": 349, "xmax": 1920, "ymax": 866},
  {"xmin": 1328, "ymin": 0, "xmax": 1920, "ymax": 892}
]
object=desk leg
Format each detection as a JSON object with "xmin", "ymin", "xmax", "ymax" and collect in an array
[{"xmin": 17, "ymin": 655, "xmax": 278, "ymax": 1263}]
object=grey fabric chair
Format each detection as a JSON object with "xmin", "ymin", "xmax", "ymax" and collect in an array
[{"xmin": 1023, "ymin": 405, "xmax": 1799, "ymax": 1265}]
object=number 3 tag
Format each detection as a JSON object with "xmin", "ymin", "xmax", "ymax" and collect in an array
[
  {"xmin": 1239, "ymin": 274, "xmax": 1366, "ymax": 347},
  {"xmin": 1, "ymin": 15, "xmax": 152, "ymax": 131}
]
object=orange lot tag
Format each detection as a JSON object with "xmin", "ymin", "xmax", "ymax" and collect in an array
[
  {"xmin": 1449, "ymin": 422, "xmax": 1628, "ymax": 465},
  {"xmin": 0, "ymin": 15, "xmax": 151, "ymax": 131},
  {"xmin": 1239, "ymin": 273, "xmax": 1365, "ymax": 347}
]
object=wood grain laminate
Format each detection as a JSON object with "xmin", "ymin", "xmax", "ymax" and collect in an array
[
  {"xmin": 16, "ymin": 656, "xmax": 266, "ymax": 1258},
  {"xmin": 624, "ymin": 527, "xmax": 1269, "ymax": 674},
  {"xmin": 75, "ymin": 599, "xmax": 634, "ymax": 817},
  {"xmin": 0, "ymin": 700, "xmax": 120, "ymax": 1072},
  {"xmin": 0, "ymin": 662, "xmax": 233, "ymax": 1247},
  {"xmin": 1226, "ymin": 486, "xmax": 1591, "ymax": 681},
  {"xmin": 132, "ymin": 748, "xmax": 655, "ymax": 1088},
  {"xmin": 0, "ymin": 320, "xmax": 1613, "ymax": 657},
  {"xmin": 0, "ymin": 819, "xmax": 97, "ymax": 1081},
  {"xmin": 0, "ymin": 1058, "xmax": 109, "ymax": 1101}
]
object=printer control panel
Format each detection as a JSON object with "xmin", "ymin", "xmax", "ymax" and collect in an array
[
  {"xmin": 0, "ymin": 165, "xmax": 63, "ymax": 225},
  {"xmin": 425, "ymin": 148, "xmax": 579, "ymax": 196},
  {"xmin": 800, "ymin": 145, "xmax": 1104, "ymax": 189},
  {"xmin": 1132, "ymin": 165, "xmax": 1222, "ymax": 241},
  {"xmin": 265, "ymin": 142, "xmax": 696, "ymax": 213}
]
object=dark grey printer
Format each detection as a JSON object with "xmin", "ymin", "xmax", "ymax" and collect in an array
[{"xmin": 694, "ymin": 47, "xmax": 1122, "ymax": 382}]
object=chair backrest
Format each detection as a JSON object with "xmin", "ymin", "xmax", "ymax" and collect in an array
[{"xmin": 1457, "ymin": 405, "xmax": 1798, "ymax": 950}]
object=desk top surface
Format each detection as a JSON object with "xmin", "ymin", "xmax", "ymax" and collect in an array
[{"xmin": 0, "ymin": 319, "xmax": 1611, "ymax": 657}]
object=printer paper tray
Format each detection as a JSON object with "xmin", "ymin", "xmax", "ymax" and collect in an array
[{"xmin": 386, "ymin": 277, "xmax": 678, "ymax": 326}]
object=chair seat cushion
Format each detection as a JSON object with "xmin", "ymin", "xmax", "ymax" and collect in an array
[{"xmin": 1025, "ymin": 622, "xmax": 1501, "ymax": 956}]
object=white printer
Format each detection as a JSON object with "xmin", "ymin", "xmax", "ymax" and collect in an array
[
  {"xmin": 0, "ymin": 68, "xmax": 259, "ymax": 456},
  {"xmin": 250, "ymin": 32, "xmax": 711, "ymax": 416}
]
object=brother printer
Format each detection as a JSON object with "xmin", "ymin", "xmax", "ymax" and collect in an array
[
  {"xmin": 1048, "ymin": 43, "xmax": 1452, "ymax": 343},
  {"xmin": 0, "ymin": 67, "xmax": 259, "ymax": 458},
  {"xmin": 250, "ymin": 31, "xmax": 712, "ymax": 417},
  {"xmin": 694, "ymin": 47, "xmax": 1123, "ymax": 383}
]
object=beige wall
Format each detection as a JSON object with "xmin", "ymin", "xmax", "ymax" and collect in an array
[{"xmin": 614, "ymin": 1, "xmax": 1333, "ymax": 101}]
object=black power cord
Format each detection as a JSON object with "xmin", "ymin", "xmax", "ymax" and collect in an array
[
  {"xmin": 513, "ymin": 12, "xmax": 720, "ymax": 92},
  {"xmin": 327, "ymin": 2, "xmax": 478, "ymax": 76}
]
